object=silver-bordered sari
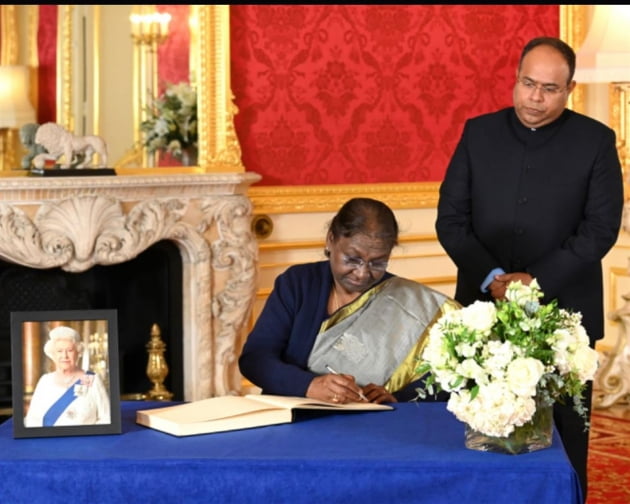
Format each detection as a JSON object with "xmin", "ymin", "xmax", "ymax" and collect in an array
[{"xmin": 307, "ymin": 277, "xmax": 459, "ymax": 393}]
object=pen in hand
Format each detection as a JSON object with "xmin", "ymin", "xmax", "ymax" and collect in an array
[{"xmin": 325, "ymin": 364, "xmax": 369, "ymax": 402}]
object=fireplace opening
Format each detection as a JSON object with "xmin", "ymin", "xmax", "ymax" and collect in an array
[{"xmin": 0, "ymin": 240, "xmax": 183, "ymax": 416}]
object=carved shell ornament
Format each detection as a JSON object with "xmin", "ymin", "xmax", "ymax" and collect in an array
[{"xmin": 0, "ymin": 195, "xmax": 192, "ymax": 273}]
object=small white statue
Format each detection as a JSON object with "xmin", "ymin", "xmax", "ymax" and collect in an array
[{"xmin": 32, "ymin": 122, "xmax": 108, "ymax": 169}]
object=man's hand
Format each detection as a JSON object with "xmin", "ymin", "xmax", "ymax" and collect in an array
[{"xmin": 490, "ymin": 272, "xmax": 533, "ymax": 300}]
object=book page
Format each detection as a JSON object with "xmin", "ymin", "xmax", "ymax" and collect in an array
[
  {"xmin": 247, "ymin": 394, "xmax": 393, "ymax": 411},
  {"xmin": 136, "ymin": 394, "xmax": 393, "ymax": 437},
  {"xmin": 136, "ymin": 400, "xmax": 293, "ymax": 437},
  {"xmin": 138, "ymin": 396, "xmax": 281, "ymax": 424}
]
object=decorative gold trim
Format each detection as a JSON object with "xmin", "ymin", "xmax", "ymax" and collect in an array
[
  {"xmin": 609, "ymin": 266, "xmax": 629, "ymax": 321},
  {"xmin": 610, "ymin": 84, "xmax": 628, "ymax": 178},
  {"xmin": 196, "ymin": 5, "xmax": 244, "ymax": 172},
  {"xmin": 248, "ymin": 182, "xmax": 441, "ymax": 214},
  {"xmin": 92, "ymin": 6, "xmax": 101, "ymax": 135},
  {"xmin": 57, "ymin": 5, "xmax": 74, "ymax": 133},
  {"xmin": 26, "ymin": 6, "xmax": 38, "ymax": 113},
  {"xmin": 256, "ymin": 232, "xmax": 438, "ymax": 251},
  {"xmin": 0, "ymin": 5, "xmax": 18, "ymax": 65},
  {"xmin": 26, "ymin": 6, "xmax": 39, "ymax": 66},
  {"xmin": 560, "ymin": 5, "xmax": 587, "ymax": 114}
]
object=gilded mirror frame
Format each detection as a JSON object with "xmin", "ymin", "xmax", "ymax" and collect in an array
[{"xmin": 56, "ymin": 5, "xmax": 244, "ymax": 174}]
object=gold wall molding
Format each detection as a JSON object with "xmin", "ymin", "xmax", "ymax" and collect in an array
[
  {"xmin": 608, "ymin": 266, "xmax": 630, "ymax": 323},
  {"xmin": 610, "ymin": 83, "xmax": 630, "ymax": 178},
  {"xmin": 249, "ymin": 182, "xmax": 441, "ymax": 214},
  {"xmin": 256, "ymin": 232, "xmax": 438, "ymax": 252},
  {"xmin": 196, "ymin": 5, "xmax": 243, "ymax": 172},
  {"xmin": 560, "ymin": 5, "xmax": 587, "ymax": 114},
  {"xmin": 57, "ymin": 5, "xmax": 74, "ymax": 133}
]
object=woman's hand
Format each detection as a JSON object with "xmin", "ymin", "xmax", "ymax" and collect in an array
[
  {"xmin": 362, "ymin": 383, "xmax": 397, "ymax": 404},
  {"xmin": 306, "ymin": 373, "xmax": 367, "ymax": 404}
]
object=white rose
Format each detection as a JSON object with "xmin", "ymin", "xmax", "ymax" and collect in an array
[
  {"xmin": 459, "ymin": 301, "xmax": 496, "ymax": 333},
  {"xmin": 506, "ymin": 357, "xmax": 544, "ymax": 397},
  {"xmin": 572, "ymin": 324, "xmax": 590, "ymax": 347},
  {"xmin": 551, "ymin": 328, "xmax": 577, "ymax": 374},
  {"xmin": 570, "ymin": 345, "xmax": 599, "ymax": 382},
  {"xmin": 554, "ymin": 350, "xmax": 571, "ymax": 374}
]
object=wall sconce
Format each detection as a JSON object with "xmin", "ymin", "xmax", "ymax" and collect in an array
[
  {"xmin": 130, "ymin": 11, "xmax": 172, "ymax": 46},
  {"xmin": 574, "ymin": 5, "xmax": 630, "ymax": 175},
  {"xmin": 130, "ymin": 6, "xmax": 172, "ymax": 168},
  {"xmin": 0, "ymin": 65, "xmax": 36, "ymax": 171}
]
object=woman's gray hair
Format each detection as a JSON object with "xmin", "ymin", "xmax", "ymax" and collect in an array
[{"xmin": 43, "ymin": 325, "xmax": 84, "ymax": 361}]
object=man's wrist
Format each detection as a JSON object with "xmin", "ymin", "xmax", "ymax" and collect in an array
[{"xmin": 481, "ymin": 267, "xmax": 506, "ymax": 293}]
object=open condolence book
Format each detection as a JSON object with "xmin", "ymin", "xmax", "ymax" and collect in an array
[{"xmin": 136, "ymin": 394, "xmax": 393, "ymax": 437}]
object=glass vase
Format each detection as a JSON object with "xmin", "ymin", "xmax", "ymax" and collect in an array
[{"xmin": 464, "ymin": 401, "xmax": 553, "ymax": 455}]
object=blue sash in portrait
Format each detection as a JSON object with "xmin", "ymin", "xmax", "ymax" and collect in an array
[{"xmin": 43, "ymin": 371, "xmax": 94, "ymax": 426}]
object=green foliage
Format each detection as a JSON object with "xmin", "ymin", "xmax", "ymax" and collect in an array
[{"xmin": 140, "ymin": 81, "xmax": 197, "ymax": 160}]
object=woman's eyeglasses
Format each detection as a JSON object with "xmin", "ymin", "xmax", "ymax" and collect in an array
[{"xmin": 341, "ymin": 254, "xmax": 388, "ymax": 272}]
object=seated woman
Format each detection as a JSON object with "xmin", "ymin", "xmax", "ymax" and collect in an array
[
  {"xmin": 24, "ymin": 325, "xmax": 110, "ymax": 427},
  {"xmin": 239, "ymin": 197, "xmax": 459, "ymax": 404}
]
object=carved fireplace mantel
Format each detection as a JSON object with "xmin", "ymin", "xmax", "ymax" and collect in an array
[{"xmin": 0, "ymin": 171, "xmax": 261, "ymax": 401}]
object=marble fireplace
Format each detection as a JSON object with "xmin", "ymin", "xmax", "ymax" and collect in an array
[{"xmin": 0, "ymin": 171, "xmax": 261, "ymax": 401}]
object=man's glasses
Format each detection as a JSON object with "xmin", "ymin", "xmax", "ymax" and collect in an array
[
  {"xmin": 517, "ymin": 77, "xmax": 567, "ymax": 96},
  {"xmin": 341, "ymin": 254, "xmax": 388, "ymax": 272}
]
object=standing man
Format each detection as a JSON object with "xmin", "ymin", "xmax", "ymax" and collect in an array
[{"xmin": 436, "ymin": 36, "xmax": 624, "ymax": 501}]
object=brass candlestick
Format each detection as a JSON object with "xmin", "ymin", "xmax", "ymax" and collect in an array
[{"xmin": 145, "ymin": 323, "xmax": 173, "ymax": 401}]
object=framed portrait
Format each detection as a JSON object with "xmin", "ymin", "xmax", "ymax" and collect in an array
[{"xmin": 10, "ymin": 309, "xmax": 121, "ymax": 438}]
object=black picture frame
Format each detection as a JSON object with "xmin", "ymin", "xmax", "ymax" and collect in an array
[{"xmin": 10, "ymin": 309, "xmax": 121, "ymax": 438}]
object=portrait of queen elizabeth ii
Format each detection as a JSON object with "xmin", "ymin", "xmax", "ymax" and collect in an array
[{"xmin": 24, "ymin": 325, "xmax": 110, "ymax": 427}]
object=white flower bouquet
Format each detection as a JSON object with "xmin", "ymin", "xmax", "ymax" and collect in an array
[
  {"xmin": 140, "ymin": 81, "xmax": 197, "ymax": 161},
  {"xmin": 417, "ymin": 280, "xmax": 599, "ymax": 441}
]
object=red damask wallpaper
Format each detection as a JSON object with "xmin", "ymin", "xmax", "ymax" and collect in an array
[
  {"xmin": 36, "ymin": 5, "xmax": 57, "ymax": 125},
  {"xmin": 156, "ymin": 4, "xmax": 190, "ymax": 94},
  {"xmin": 230, "ymin": 5, "xmax": 559, "ymax": 185}
]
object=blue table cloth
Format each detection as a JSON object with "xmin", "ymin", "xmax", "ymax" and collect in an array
[{"xmin": 0, "ymin": 401, "xmax": 582, "ymax": 504}]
